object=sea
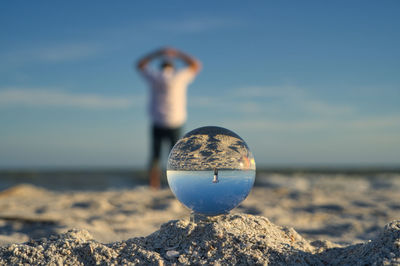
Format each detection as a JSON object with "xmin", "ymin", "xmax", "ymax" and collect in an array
[{"xmin": 0, "ymin": 167, "xmax": 399, "ymax": 192}]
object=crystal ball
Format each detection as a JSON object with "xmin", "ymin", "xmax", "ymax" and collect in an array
[{"xmin": 167, "ymin": 126, "xmax": 256, "ymax": 216}]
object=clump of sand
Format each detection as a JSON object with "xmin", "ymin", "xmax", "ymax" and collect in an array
[{"xmin": 0, "ymin": 214, "xmax": 399, "ymax": 265}]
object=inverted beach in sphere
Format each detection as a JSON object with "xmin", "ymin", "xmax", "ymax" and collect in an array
[{"xmin": 167, "ymin": 126, "xmax": 256, "ymax": 216}]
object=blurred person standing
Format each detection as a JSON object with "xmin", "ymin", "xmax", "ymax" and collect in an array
[{"xmin": 136, "ymin": 47, "xmax": 202, "ymax": 189}]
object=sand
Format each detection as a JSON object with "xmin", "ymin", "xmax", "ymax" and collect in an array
[{"xmin": 0, "ymin": 172, "xmax": 399, "ymax": 264}]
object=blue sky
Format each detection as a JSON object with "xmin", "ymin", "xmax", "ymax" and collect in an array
[{"xmin": 1, "ymin": 1, "xmax": 399, "ymax": 168}]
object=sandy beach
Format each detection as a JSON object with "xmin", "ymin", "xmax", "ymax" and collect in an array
[{"xmin": 0, "ymin": 172, "xmax": 399, "ymax": 264}]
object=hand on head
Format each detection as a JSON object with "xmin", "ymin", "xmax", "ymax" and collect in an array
[{"xmin": 162, "ymin": 47, "xmax": 178, "ymax": 57}]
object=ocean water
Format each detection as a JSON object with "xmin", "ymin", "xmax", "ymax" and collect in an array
[
  {"xmin": 0, "ymin": 168, "xmax": 399, "ymax": 192},
  {"xmin": 167, "ymin": 170, "xmax": 255, "ymax": 216},
  {"xmin": 0, "ymin": 169, "xmax": 147, "ymax": 191}
]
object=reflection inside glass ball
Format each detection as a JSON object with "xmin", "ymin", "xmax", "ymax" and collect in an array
[{"xmin": 167, "ymin": 126, "xmax": 256, "ymax": 216}]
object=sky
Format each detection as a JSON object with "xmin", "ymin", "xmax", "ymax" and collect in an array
[{"xmin": 0, "ymin": 1, "xmax": 399, "ymax": 169}]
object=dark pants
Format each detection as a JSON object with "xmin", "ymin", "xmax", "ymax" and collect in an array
[{"xmin": 151, "ymin": 125, "xmax": 182, "ymax": 164}]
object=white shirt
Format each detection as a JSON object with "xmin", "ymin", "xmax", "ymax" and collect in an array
[{"xmin": 141, "ymin": 66, "xmax": 196, "ymax": 128}]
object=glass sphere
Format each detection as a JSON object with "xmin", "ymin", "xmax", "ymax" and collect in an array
[{"xmin": 167, "ymin": 126, "xmax": 256, "ymax": 216}]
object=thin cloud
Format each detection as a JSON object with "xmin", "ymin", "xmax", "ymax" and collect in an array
[
  {"xmin": 232, "ymin": 86, "xmax": 305, "ymax": 99},
  {"xmin": 0, "ymin": 89, "xmax": 144, "ymax": 109},
  {"xmin": 234, "ymin": 86, "xmax": 355, "ymax": 116},
  {"xmin": 299, "ymin": 99, "xmax": 355, "ymax": 116},
  {"xmin": 223, "ymin": 115, "xmax": 400, "ymax": 132},
  {"xmin": 1, "ymin": 42, "xmax": 105, "ymax": 67},
  {"xmin": 349, "ymin": 115, "xmax": 400, "ymax": 130},
  {"xmin": 191, "ymin": 85, "xmax": 355, "ymax": 116},
  {"xmin": 190, "ymin": 85, "xmax": 400, "ymax": 135},
  {"xmin": 35, "ymin": 43, "xmax": 104, "ymax": 62},
  {"xmin": 223, "ymin": 119, "xmax": 332, "ymax": 132},
  {"xmin": 189, "ymin": 96, "xmax": 265, "ymax": 114}
]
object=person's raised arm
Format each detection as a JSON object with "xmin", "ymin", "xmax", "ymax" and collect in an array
[
  {"xmin": 165, "ymin": 48, "xmax": 202, "ymax": 74},
  {"xmin": 136, "ymin": 48, "xmax": 165, "ymax": 72}
]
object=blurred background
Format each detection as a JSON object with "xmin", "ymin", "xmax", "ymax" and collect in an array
[{"xmin": 1, "ymin": 1, "xmax": 399, "ymax": 189}]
